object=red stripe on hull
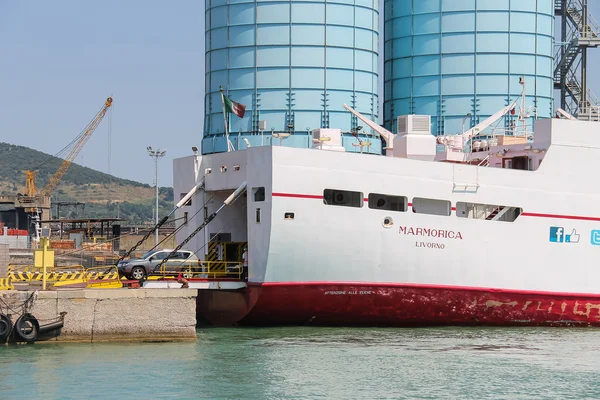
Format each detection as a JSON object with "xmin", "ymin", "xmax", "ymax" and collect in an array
[
  {"xmin": 196, "ymin": 283, "xmax": 600, "ymax": 327},
  {"xmin": 272, "ymin": 193, "xmax": 323, "ymax": 200},
  {"xmin": 521, "ymin": 212, "xmax": 600, "ymax": 222},
  {"xmin": 271, "ymin": 192, "xmax": 600, "ymax": 221}
]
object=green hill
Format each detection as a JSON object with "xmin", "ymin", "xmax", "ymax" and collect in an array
[{"xmin": 0, "ymin": 142, "xmax": 174, "ymax": 222}]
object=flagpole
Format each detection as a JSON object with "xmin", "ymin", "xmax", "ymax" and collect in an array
[
  {"xmin": 219, "ymin": 85, "xmax": 231, "ymax": 152},
  {"xmin": 227, "ymin": 113, "xmax": 233, "ymax": 151}
]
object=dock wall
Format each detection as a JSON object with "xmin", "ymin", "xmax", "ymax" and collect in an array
[
  {"xmin": 0, "ymin": 289, "xmax": 198, "ymax": 342},
  {"xmin": 0, "ymin": 243, "xmax": 7, "ymax": 277}
]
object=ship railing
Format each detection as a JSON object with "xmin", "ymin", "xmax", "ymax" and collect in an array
[
  {"xmin": 439, "ymin": 123, "xmax": 533, "ymax": 152},
  {"xmin": 151, "ymin": 261, "xmax": 245, "ymax": 280},
  {"xmin": 473, "ymin": 204, "xmax": 497, "ymax": 219},
  {"xmin": 477, "ymin": 155, "xmax": 491, "ymax": 167},
  {"xmin": 578, "ymin": 104, "xmax": 600, "ymax": 121},
  {"xmin": 463, "ymin": 204, "xmax": 502, "ymax": 219}
]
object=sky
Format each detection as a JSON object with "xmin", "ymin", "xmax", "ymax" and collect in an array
[{"xmin": 1, "ymin": 1, "xmax": 599, "ymax": 187}]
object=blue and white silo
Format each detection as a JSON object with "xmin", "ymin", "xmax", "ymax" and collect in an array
[
  {"xmin": 384, "ymin": 0, "xmax": 554, "ymax": 136},
  {"xmin": 203, "ymin": 0, "xmax": 381, "ymax": 154}
]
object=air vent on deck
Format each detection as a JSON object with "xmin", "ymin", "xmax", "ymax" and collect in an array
[
  {"xmin": 396, "ymin": 115, "xmax": 431, "ymax": 135},
  {"xmin": 397, "ymin": 117, "xmax": 407, "ymax": 135}
]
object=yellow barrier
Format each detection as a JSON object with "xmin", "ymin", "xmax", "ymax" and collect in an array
[
  {"xmin": 84, "ymin": 266, "xmax": 122, "ymax": 289},
  {"xmin": 8, "ymin": 265, "xmax": 86, "ymax": 283},
  {"xmin": 8, "ymin": 265, "xmax": 122, "ymax": 289},
  {"xmin": 0, "ymin": 278, "xmax": 13, "ymax": 290},
  {"xmin": 7, "ymin": 264, "xmax": 37, "ymax": 273}
]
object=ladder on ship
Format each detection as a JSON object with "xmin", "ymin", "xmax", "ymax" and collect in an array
[{"xmin": 554, "ymin": 0, "xmax": 600, "ymax": 120}]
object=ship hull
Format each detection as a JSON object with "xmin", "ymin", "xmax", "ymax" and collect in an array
[
  {"xmin": 197, "ymin": 283, "xmax": 600, "ymax": 327},
  {"xmin": 179, "ymin": 120, "xmax": 600, "ymax": 328}
]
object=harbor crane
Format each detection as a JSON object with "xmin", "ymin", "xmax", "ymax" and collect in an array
[{"xmin": 25, "ymin": 97, "xmax": 113, "ymax": 198}]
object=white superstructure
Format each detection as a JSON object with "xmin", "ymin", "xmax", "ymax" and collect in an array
[{"xmin": 173, "ymin": 110, "xmax": 600, "ymax": 327}]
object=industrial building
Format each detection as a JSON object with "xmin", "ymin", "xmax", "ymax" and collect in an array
[
  {"xmin": 383, "ymin": 0, "xmax": 554, "ymax": 135},
  {"xmin": 202, "ymin": 0, "xmax": 599, "ymax": 154},
  {"xmin": 202, "ymin": 0, "xmax": 382, "ymax": 154}
]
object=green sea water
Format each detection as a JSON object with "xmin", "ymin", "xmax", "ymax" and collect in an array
[{"xmin": 1, "ymin": 327, "xmax": 599, "ymax": 399}]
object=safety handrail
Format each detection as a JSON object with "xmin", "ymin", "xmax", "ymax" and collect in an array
[{"xmin": 150, "ymin": 260, "xmax": 245, "ymax": 280}]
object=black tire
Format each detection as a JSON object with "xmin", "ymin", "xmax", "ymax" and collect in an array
[
  {"xmin": 130, "ymin": 266, "xmax": 146, "ymax": 280},
  {"xmin": 14, "ymin": 313, "xmax": 39, "ymax": 342},
  {"xmin": 181, "ymin": 266, "xmax": 193, "ymax": 279},
  {"xmin": 0, "ymin": 313, "xmax": 12, "ymax": 341}
]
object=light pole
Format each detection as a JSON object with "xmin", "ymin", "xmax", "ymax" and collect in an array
[
  {"xmin": 462, "ymin": 113, "xmax": 472, "ymax": 134},
  {"xmin": 462, "ymin": 113, "xmax": 472, "ymax": 153},
  {"xmin": 147, "ymin": 146, "xmax": 166, "ymax": 246}
]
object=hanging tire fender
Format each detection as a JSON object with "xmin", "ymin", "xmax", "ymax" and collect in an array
[
  {"xmin": 14, "ymin": 313, "xmax": 40, "ymax": 342},
  {"xmin": 0, "ymin": 313, "xmax": 12, "ymax": 342}
]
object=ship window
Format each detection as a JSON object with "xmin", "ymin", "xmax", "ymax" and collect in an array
[
  {"xmin": 184, "ymin": 212, "xmax": 188, "ymax": 225},
  {"xmin": 503, "ymin": 156, "xmax": 528, "ymax": 170},
  {"xmin": 180, "ymin": 193, "xmax": 192, "ymax": 206},
  {"xmin": 253, "ymin": 187, "xmax": 265, "ymax": 202},
  {"xmin": 368, "ymin": 193, "xmax": 407, "ymax": 212},
  {"xmin": 412, "ymin": 197, "xmax": 451, "ymax": 216},
  {"xmin": 256, "ymin": 208, "xmax": 261, "ymax": 223},
  {"xmin": 323, "ymin": 189, "xmax": 363, "ymax": 208},
  {"xmin": 456, "ymin": 202, "xmax": 522, "ymax": 222},
  {"xmin": 284, "ymin": 212, "xmax": 294, "ymax": 220}
]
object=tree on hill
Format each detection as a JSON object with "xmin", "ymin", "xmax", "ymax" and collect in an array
[
  {"xmin": 0, "ymin": 142, "xmax": 149, "ymax": 190},
  {"xmin": 0, "ymin": 142, "xmax": 173, "ymax": 223}
]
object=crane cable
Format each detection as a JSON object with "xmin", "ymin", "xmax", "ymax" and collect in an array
[
  {"xmin": 153, "ymin": 216, "xmax": 239, "ymax": 276},
  {"xmin": 154, "ymin": 181, "xmax": 247, "ymax": 272},
  {"xmin": 116, "ymin": 188, "xmax": 210, "ymax": 263},
  {"xmin": 33, "ymin": 101, "xmax": 109, "ymax": 171},
  {"xmin": 53, "ymin": 194, "xmax": 210, "ymax": 261},
  {"xmin": 134, "ymin": 195, "xmax": 214, "ymax": 259}
]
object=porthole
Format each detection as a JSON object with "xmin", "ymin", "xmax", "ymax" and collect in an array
[{"xmin": 382, "ymin": 216, "xmax": 393, "ymax": 228}]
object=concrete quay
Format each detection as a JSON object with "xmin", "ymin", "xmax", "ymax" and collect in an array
[{"xmin": 0, "ymin": 288, "xmax": 198, "ymax": 343}]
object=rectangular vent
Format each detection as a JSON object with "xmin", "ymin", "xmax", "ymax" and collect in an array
[
  {"xmin": 397, "ymin": 115, "xmax": 431, "ymax": 135},
  {"xmin": 412, "ymin": 116, "xmax": 430, "ymax": 132},
  {"xmin": 397, "ymin": 117, "xmax": 407, "ymax": 134}
]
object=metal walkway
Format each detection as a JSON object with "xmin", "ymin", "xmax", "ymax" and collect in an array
[{"xmin": 555, "ymin": 0, "xmax": 600, "ymax": 121}]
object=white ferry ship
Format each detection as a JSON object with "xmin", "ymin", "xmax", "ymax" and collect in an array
[{"xmin": 164, "ymin": 83, "xmax": 600, "ymax": 327}]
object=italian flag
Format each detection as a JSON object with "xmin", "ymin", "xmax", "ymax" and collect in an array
[{"xmin": 223, "ymin": 94, "xmax": 246, "ymax": 118}]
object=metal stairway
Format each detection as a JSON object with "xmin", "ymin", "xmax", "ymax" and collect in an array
[{"xmin": 554, "ymin": 0, "xmax": 600, "ymax": 121}]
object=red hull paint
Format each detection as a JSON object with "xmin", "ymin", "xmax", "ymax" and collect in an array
[{"xmin": 196, "ymin": 283, "xmax": 600, "ymax": 327}]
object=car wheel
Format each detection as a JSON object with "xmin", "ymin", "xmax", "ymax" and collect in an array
[{"xmin": 131, "ymin": 266, "xmax": 146, "ymax": 280}]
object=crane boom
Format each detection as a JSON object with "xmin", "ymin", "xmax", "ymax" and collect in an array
[
  {"xmin": 342, "ymin": 104, "xmax": 395, "ymax": 149},
  {"xmin": 40, "ymin": 97, "xmax": 113, "ymax": 196}
]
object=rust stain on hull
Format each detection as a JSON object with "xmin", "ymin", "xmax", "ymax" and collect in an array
[
  {"xmin": 485, "ymin": 300, "xmax": 518, "ymax": 308},
  {"xmin": 197, "ymin": 284, "xmax": 600, "ymax": 327}
]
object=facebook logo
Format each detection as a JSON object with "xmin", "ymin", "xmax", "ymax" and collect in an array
[
  {"xmin": 549, "ymin": 227, "xmax": 580, "ymax": 243},
  {"xmin": 550, "ymin": 227, "xmax": 564, "ymax": 242}
]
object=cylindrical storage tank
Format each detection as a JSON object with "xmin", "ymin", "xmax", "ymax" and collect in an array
[
  {"xmin": 203, "ymin": 0, "xmax": 381, "ymax": 154},
  {"xmin": 384, "ymin": 0, "xmax": 554, "ymax": 136}
]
